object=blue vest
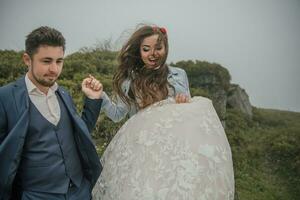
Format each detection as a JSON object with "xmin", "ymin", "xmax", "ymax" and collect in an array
[{"xmin": 18, "ymin": 93, "xmax": 84, "ymax": 193}]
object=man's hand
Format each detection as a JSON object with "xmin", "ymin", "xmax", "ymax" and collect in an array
[
  {"xmin": 81, "ymin": 74, "xmax": 103, "ymax": 99},
  {"xmin": 175, "ymin": 93, "xmax": 190, "ymax": 104}
]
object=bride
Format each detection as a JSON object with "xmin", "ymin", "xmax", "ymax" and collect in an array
[
  {"xmin": 93, "ymin": 97, "xmax": 234, "ymax": 200},
  {"xmin": 93, "ymin": 25, "xmax": 234, "ymax": 199}
]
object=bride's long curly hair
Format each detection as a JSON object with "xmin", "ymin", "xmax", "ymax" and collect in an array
[{"xmin": 113, "ymin": 25, "xmax": 171, "ymax": 109}]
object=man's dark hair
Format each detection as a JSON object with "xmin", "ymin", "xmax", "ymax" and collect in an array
[{"xmin": 25, "ymin": 26, "xmax": 66, "ymax": 57}]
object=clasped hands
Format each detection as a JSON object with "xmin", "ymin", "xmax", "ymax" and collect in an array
[{"xmin": 81, "ymin": 74, "xmax": 103, "ymax": 99}]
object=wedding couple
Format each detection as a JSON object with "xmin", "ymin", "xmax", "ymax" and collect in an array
[{"xmin": 0, "ymin": 25, "xmax": 234, "ymax": 200}]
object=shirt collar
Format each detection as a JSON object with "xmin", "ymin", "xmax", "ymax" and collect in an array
[{"xmin": 25, "ymin": 73, "xmax": 58, "ymax": 95}]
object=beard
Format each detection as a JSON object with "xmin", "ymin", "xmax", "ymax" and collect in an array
[{"xmin": 32, "ymin": 72, "xmax": 57, "ymax": 87}]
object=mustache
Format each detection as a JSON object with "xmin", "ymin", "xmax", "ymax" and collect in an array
[{"xmin": 44, "ymin": 73, "xmax": 58, "ymax": 77}]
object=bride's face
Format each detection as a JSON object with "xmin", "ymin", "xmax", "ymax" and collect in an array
[{"xmin": 140, "ymin": 34, "xmax": 166, "ymax": 69}]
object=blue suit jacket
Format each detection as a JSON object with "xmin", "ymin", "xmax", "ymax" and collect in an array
[{"xmin": 0, "ymin": 77, "xmax": 103, "ymax": 200}]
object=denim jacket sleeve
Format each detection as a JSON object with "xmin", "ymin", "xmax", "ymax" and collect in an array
[
  {"xmin": 100, "ymin": 92, "xmax": 130, "ymax": 122},
  {"xmin": 167, "ymin": 66, "xmax": 191, "ymax": 98},
  {"xmin": 100, "ymin": 79, "xmax": 135, "ymax": 122}
]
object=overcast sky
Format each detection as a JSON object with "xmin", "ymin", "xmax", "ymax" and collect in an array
[{"xmin": 1, "ymin": 0, "xmax": 299, "ymax": 112}]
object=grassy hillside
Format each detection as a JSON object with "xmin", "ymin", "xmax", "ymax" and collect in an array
[
  {"xmin": 226, "ymin": 108, "xmax": 300, "ymax": 199},
  {"xmin": 0, "ymin": 49, "xmax": 299, "ymax": 199}
]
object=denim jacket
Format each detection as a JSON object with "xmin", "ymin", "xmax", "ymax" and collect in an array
[{"xmin": 101, "ymin": 66, "xmax": 191, "ymax": 122}]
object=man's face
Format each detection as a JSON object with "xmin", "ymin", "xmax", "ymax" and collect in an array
[{"xmin": 24, "ymin": 45, "xmax": 64, "ymax": 91}]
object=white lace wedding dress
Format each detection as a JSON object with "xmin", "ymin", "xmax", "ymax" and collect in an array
[{"xmin": 93, "ymin": 96, "xmax": 234, "ymax": 200}]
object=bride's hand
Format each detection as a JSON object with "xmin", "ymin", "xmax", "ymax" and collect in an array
[{"xmin": 175, "ymin": 94, "xmax": 190, "ymax": 104}]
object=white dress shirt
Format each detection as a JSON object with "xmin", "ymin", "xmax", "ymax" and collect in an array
[{"xmin": 25, "ymin": 74, "xmax": 61, "ymax": 126}]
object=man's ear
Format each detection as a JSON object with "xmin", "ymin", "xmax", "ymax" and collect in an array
[{"xmin": 23, "ymin": 53, "xmax": 31, "ymax": 67}]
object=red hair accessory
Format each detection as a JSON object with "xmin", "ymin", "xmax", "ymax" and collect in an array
[
  {"xmin": 153, "ymin": 26, "xmax": 167, "ymax": 35},
  {"xmin": 160, "ymin": 27, "xmax": 167, "ymax": 34}
]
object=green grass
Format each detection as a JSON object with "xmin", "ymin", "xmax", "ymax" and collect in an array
[{"xmin": 226, "ymin": 108, "xmax": 300, "ymax": 200}]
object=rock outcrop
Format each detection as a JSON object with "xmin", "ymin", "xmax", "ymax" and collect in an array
[
  {"xmin": 227, "ymin": 84, "xmax": 253, "ymax": 118},
  {"xmin": 172, "ymin": 61, "xmax": 253, "ymax": 126}
]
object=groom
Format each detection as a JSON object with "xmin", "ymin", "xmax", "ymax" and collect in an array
[{"xmin": 0, "ymin": 26, "xmax": 102, "ymax": 199}]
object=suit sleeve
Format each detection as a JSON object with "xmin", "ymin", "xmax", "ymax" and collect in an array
[
  {"xmin": 81, "ymin": 97, "xmax": 103, "ymax": 133},
  {"xmin": 0, "ymin": 98, "xmax": 7, "ymax": 144}
]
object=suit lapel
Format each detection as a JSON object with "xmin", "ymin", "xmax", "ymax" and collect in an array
[
  {"xmin": 56, "ymin": 87, "xmax": 76, "ymax": 115},
  {"xmin": 56, "ymin": 87, "xmax": 90, "ymax": 135},
  {"xmin": 13, "ymin": 77, "xmax": 29, "ymax": 116}
]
